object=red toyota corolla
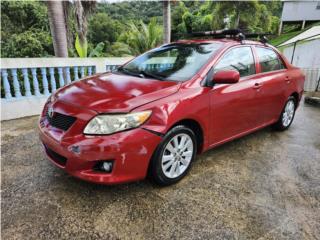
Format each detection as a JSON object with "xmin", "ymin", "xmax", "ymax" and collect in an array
[{"xmin": 39, "ymin": 38, "xmax": 305, "ymax": 185}]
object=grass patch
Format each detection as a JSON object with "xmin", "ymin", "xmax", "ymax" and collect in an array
[
  {"xmin": 269, "ymin": 31, "xmax": 302, "ymax": 46},
  {"xmin": 270, "ymin": 22, "xmax": 320, "ymax": 47}
]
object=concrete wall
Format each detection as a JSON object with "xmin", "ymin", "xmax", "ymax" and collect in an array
[{"xmin": 1, "ymin": 97, "xmax": 47, "ymax": 121}]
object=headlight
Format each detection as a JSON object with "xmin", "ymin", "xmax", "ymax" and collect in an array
[{"xmin": 83, "ymin": 111, "xmax": 152, "ymax": 135}]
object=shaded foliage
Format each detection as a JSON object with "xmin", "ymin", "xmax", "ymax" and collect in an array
[
  {"xmin": 3, "ymin": 30, "xmax": 53, "ymax": 57},
  {"xmin": 1, "ymin": 1, "xmax": 53, "ymax": 57},
  {"xmin": 88, "ymin": 12, "xmax": 123, "ymax": 46},
  {"xmin": 96, "ymin": 1, "xmax": 162, "ymax": 23}
]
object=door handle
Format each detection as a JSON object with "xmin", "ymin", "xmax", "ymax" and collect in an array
[
  {"xmin": 253, "ymin": 83, "xmax": 262, "ymax": 89},
  {"xmin": 285, "ymin": 76, "xmax": 291, "ymax": 84}
]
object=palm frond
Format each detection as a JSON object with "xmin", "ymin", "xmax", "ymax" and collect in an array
[{"xmin": 124, "ymin": 18, "xmax": 163, "ymax": 55}]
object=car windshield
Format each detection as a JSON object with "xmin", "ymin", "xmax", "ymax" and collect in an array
[{"xmin": 118, "ymin": 42, "xmax": 222, "ymax": 82}]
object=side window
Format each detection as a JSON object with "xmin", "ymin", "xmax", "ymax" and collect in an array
[
  {"xmin": 214, "ymin": 46, "xmax": 255, "ymax": 77},
  {"xmin": 256, "ymin": 47, "xmax": 285, "ymax": 73}
]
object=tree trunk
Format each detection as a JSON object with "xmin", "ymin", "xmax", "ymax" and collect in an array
[
  {"xmin": 234, "ymin": 2, "xmax": 240, "ymax": 28},
  {"xmin": 74, "ymin": 0, "xmax": 86, "ymax": 45},
  {"xmin": 163, "ymin": 1, "xmax": 171, "ymax": 44},
  {"xmin": 235, "ymin": 11, "xmax": 240, "ymax": 28},
  {"xmin": 47, "ymin": 1, "xmax": 68, "ymax": 57}
]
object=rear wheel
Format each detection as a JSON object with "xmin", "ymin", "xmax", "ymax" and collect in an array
[
  {"xmin": 149, "ymin": 125, "xmax": 197, "ymax": 186},
  {"xmin": 273, "ymin": 96, "xmax": 296, "ymax": 131}
]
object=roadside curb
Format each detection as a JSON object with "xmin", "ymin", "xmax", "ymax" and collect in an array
[{"xmin": 305, "ymin": 96, "xmax": 320, "ymax": 107}]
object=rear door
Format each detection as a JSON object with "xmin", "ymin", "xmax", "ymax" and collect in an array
[
  {"xmin": 253, "ymin": 46, "xmax": 288, "ymax": 123},
  {"xmin": 209, "ymin": 46, "xmax": 261, "ymax": 146}
]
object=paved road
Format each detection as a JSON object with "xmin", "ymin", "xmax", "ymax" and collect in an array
[{"xmin": 1, "ymin": 103, "xmax": 320, "ymax": 240}]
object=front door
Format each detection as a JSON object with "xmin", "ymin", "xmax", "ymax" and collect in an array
[{"xmin": 209, "ymin": 46, "xmax": 261, "ymax": 146}]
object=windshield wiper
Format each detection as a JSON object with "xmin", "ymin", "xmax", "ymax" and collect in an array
[
  {"xmin": 139, "ymin": 70, "xmax": 165, "ymax": 80},
  {"xmin": 117, "ymin": 67, "xmax": 166, "ymax": 80},
  {"xmin": 117, "ymin": 67, "xmax": 144, "ymax": 78}
]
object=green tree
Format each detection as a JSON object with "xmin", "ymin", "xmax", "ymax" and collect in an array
[
  {"xmin": 171, "ymin": 2, "xmax": 188, "ymax": 40},
  {"xmin": 2, "ymin": 30, "xmax": 53, "ymax": 57},
  {"xmin": 119, "ymin": 18, "xmax": 163, "ymax": 55},
  {"xmin": 179, "ymin": 1, "xmax": 280, "ymax": 35},
  {"xmin": 73, "ymin": 0, "xmax": 96, "ymax": 57},
  {"xmin": 88, "ymin": 13, "xmax": 123, "ymax": 46},
  {"xmin": 96, "ymin": 1, "xmax": 162, "ymax": 23},
  {"xmin": 1, "ymin": 1, "xmax": 53, "ymax": 57},
  {"xmin": 107, "ymin": 42, "xmax": 132, "ymax": 57}
]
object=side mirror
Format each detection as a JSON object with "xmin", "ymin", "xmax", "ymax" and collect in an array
[{"xmin": 212, "ymin": 70, "xmax": 240, "ymax": 84}]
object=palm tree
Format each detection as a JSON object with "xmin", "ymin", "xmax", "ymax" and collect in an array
[
  {"xmin": 163, "ymin": 1, "xmax": 171, "ymax": 43},
  {"xmin": 125, "ymin": 18, "xmax": 163, "ymax": 55},
  {"xmin": 74, "ymin": 0, "xmax": 96, "ymax": 57},
  {"xmin": 47, "ymin": 1, "xmax": 68, "ymax": 57},
  {"xmin": 47, "ymin": 1, "xmax": 96, "ymax": 58}
]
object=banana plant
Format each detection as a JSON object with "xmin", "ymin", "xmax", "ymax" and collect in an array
[{"xmin": 75, "ymin": 34, "xmax": 88, "ymax": 58}]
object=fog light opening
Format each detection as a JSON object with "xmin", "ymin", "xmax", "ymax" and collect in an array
[
  {"xmin": 95, "ymin": 161, "xmax": 113, "ymax": 173},
  {"xmin": 102, "ymin": 162, "xmax": 112, "ymax": 172}
]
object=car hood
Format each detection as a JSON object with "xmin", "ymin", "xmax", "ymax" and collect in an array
[{"xmin": 54, "ymin": 72, "xmax": 180, "ymax": 113}]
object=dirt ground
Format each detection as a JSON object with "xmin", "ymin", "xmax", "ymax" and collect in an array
[{"xmin": 1, "ymin": 103, "xmax": 320, "ymax": 240}]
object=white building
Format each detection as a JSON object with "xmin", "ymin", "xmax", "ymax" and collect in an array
[
  {"xmin": 279, "ymin": 26, "xmax": 320, "ymax": 91},
  {"xmin": 279, "ymin": 0, "xmax": 320, "ymax": 34}
]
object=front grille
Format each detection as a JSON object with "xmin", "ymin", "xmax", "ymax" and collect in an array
[
  {"xmin": 46, "ymin": 110, "xmax": 76, "ymax": 131},
  {"xmin": 44, "ymin": 145, "xmax": 67, "ymax": 166}
]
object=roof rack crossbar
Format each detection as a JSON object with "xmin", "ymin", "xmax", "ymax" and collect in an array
[{"xmin": 189, "ymin": 29, "xmax": 272, "ymax": 43}]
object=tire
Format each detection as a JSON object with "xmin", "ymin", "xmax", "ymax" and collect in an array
[
  {"xmin": 273, "ymin": 96, "xmax": 297, "ymax": 131},
  {"xmin": 149, "ymin": 125, "xmax": 197, "ymax": 186}
]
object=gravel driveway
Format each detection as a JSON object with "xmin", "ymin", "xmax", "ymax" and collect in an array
[{"xmin": 1, "ymin": 103, "xmax": 320, "ymax": 240}]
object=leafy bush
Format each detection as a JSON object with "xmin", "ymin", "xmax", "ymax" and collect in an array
[
  {"xmin": 1, "ymin": 1, "xmax": 53, "ymax": 57},
  {"xmin": 2, "ymin": 30, "xmax": 53, "ymax": 57},
  {"xmin": 88, "ymin": 12, "xmax": 123, "ymax": 45}
]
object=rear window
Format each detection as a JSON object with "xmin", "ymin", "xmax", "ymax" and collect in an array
[{"xmin": 256, "ymin": 47, "xmax": 285, "ymax": 73}]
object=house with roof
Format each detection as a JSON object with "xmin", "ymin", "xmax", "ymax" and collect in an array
[{"xmin": 279, "ymin": 0, "xmax": 320, "ymax": 35}]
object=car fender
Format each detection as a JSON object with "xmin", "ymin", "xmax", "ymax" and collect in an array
[{"xmin": 134, "ymin": 85, "xmax": 211, "ymax": 151}]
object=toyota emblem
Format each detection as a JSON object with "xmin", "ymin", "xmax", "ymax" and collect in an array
[{"xmin": 48, "ymin": 107, "xmax": 54, "ymax": 118}]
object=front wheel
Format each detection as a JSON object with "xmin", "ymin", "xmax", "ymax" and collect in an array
[
  {"xmin": 149, "ymin": 125, "xmax": 197, "ymax": 186},
  {"xmin": 273, "ymin": 96, "xmax": 297, "ymax": 131}
]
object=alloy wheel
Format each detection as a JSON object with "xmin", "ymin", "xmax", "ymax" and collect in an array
[
  {"xmin": 282, "ymin": 99, "xmax": 295, "ymax": 127},
  {"xmin": 161, "ymin": 133, "xmax": 194, "ymax": 179}
]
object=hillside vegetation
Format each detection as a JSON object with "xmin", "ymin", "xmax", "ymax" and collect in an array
[{"xmin": 1, "ymin": 0, "xmax": 283, "ymax": 57}]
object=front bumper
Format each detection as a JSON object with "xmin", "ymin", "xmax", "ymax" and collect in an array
[
  {"xmin": 39, "ymin": 125, "xmax": 162, "ymax": 184},
  {"xmin": 38, "ymin": 99, "xmax": 162, "ymax": 184}
]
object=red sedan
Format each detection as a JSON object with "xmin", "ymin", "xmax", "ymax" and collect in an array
[{"xmin": 39, "ymin": 38, "xmax": 305, "ymax": 185}]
